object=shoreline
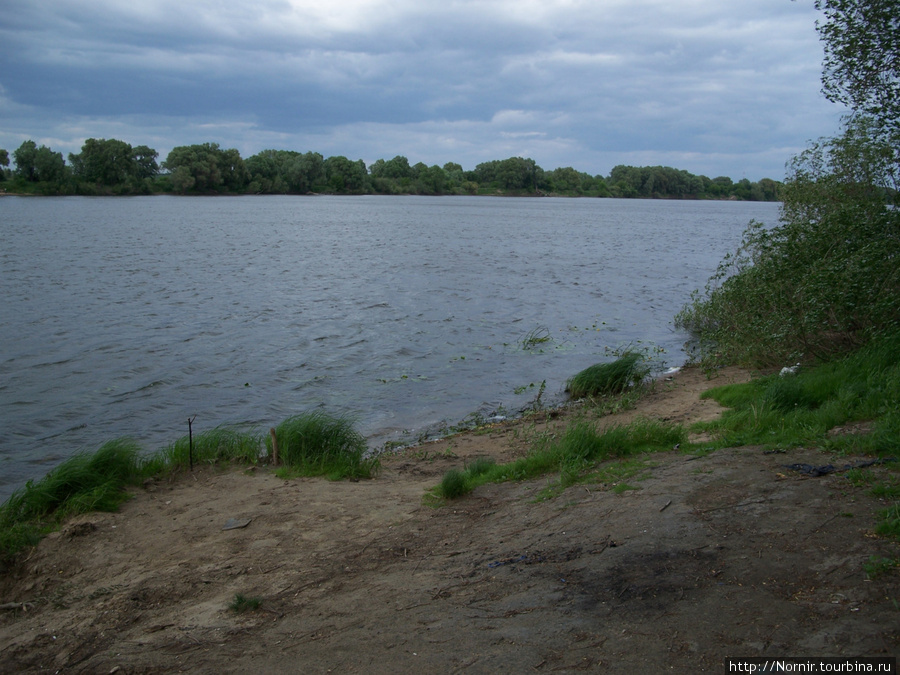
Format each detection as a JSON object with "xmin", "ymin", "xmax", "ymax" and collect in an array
[{"xmin": 2, "ymin": 364, "xmax": 897, "ymax": 671}]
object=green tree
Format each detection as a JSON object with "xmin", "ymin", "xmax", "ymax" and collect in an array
[
  {"xmin": 815, "ymin": 0, "xmax": 900, "ymax": 139},
  {"xmin": 677, "ymin": 117, "xmax": 899, "ymax": 364},
  {"xmin": 12, "ymin": 140, "xmax": 38, "ymax": 181},
  {"xmin": 132, "ymin": 145, "xmax": 160, "ymax": 180},
  {"xmin": 415, "ymin": 164, "xmax": 447, "ymax": 195},
  {"xmin": 547, "ymin": 166, "xmax": 583, "ymax": 194},
  {"xmin": 285, "ymin": 152, "xmax": 324, "ymax": 193},
  {"xmin": 0, "ymin": 148, "xmax": 8, "ymax": 181},
  {"xmin": 14, "ymin": 140, "xmax": 66, "ymax": 183},
  {"xmin": 324, "ymin": 156, "xmax": 368, "ymax": 193},
  {"xmin": 163, "ymin": 143, "xmax": 246, "ymax": 193},
  {"xmin": 69, "ymin": 138, "xmax": 135, "ymax": 185}
]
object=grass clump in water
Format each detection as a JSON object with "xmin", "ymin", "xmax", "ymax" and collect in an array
[
  {"xmin": 566, "ymin": 353, "xmax": 648, "ymax": 399},
  {"xmin": 519, "ymin": 326, "xmax": 553, "ymax": 350},
  {"xmin": 270, "ymin": 411, "xmax": 378, "ymax": 480}
]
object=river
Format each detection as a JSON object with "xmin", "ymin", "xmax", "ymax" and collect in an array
[{"xmin": 0, "ymin": 195, "xmax": 780, "ymax": 498}]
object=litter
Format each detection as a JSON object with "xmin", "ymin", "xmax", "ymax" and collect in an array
[
  {"xmin": 222, "ymin": 517, "xmax": 252, "ymax": 530},
  {"xmin": 783, "ymin": 457, "xmax": 896, "ymax": 477}
]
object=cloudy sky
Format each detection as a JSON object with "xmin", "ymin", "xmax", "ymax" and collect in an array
[{"xmin": 1, "ymin": 0, "xmax": 845, "ymax": 181}]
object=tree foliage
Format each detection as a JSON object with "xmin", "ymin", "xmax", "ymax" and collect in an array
[
  {"xmin": 677, "ymin": 118, "xmax": 900, "ymax": 366},
  {"xmin": 4, "ymin": 138, "xmax": 780, "ymax": 200},
  {"xmin": 68, "ymin": 138, "xmax": 159, "ymax": 189},
  {"xmin": 677, "ymin": 0, "xmax": 900, "ymax": 366},
  {"xmin": 815, "ymin": 0, "xmax": 900, "ymax": 139},
  {"xmin": 163, "ymin": 143, "xmax": 248, "ymax": 194},
  {"xmin": 13, "ymin": 140, "xmax": 66, "ymax": 183}
]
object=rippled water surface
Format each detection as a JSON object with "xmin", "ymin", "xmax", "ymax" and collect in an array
[{"xmin": 0, "ymin": 195, "xmax": 780, "ymax": 497}]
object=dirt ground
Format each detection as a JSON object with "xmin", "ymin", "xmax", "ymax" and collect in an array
[{"xmin": 1, "ymin": 367, "xmax": 898, "ymax": 673}]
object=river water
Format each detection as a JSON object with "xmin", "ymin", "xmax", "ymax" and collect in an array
[{"xmin": 0, "ymin": 195, "xmax": 780, "ymax": 498}]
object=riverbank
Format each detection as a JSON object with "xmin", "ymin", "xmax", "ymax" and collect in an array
[{"xmin": 1, "ymin": 365, "xmax": 897, "ymax": 672}]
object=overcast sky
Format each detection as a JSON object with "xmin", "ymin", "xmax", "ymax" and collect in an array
[{"xmin": 0, "ymin": 0, "xmax": 845, "ymax": 181}]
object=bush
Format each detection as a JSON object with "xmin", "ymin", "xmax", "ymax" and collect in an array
[
  {"xmin": 566, "ymin": 353, "xmax": 648, "ymax": 398},
  {"xmin": 677, "ymin": 118, "xmax": 900, "ymax": 367}
]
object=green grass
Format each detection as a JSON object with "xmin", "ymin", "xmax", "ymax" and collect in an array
[
  {"xmin": 863, "ymin": 556, "xmax": 900, "ymax": 580},
  {"xmin": 228, "ymin": 593, "xmax": 262, "ymax": 613},
  {"xmin": 565, "ymin": 353, "xmax": 648, "ymax": 399},
  {"xmin": 695, "ymin": 331, "xmax": 900, "ymax": 454},
  {"xmin": 0, "ymin": 412, "xmax": 376, "ymax": 565},
  {"xmin": 1, "ymin": 438, "xmax": 144, "ymax": 523},
  {"xmin": 693, "ymin": 333, "xmax": 900, "ymax": 545},
  {"xmin": 433, "ymin": 418, "xmax": 684, "ymax": 501},
  {"xmin": 0, "ymin": 439, "xmax": 145, "ymax": 565},
  {"xmin": 148, "ymin": 426, "xmax": 262, "ymax": 474},
  {"xmin": 269, "ymin": 411, "xmax": 379, "ymax": 480},
  {"xmin": 519, "ymin": 326, "xmax": 552, "ymax": 350}
]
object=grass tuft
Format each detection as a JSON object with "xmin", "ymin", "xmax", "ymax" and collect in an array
[
  {"xmin": 519, "ymin": 326, "xmax": 552, "ymax": 350},
  {"xmin": 153, "ymin": 426, "xmax": 262, "ymax": 472},
  {"xmin": 270, "ymin": 411, "xmax": 378, "ymax": 480},
  {"xmin": 439, "ymin": 469, "xmax": 469, "ymax": 499},
  {"xmin": 0, "ymin": 438, "xmax": 145, "ymax": 565},
  {"xmin": 2, "ymin": 438, "xmax": 143, "ymax": 523},
  {"xmin": 229, "ymin": 593, "xmax": 262, "ymax": 613},
  {"xmin": 566, "ymin": 353, "xmax": 648, "ymax": 399}
]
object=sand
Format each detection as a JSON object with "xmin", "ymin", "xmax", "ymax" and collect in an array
[{"xmin": 1, "ymin": 366, "xmax": 897, "ymax": 673}]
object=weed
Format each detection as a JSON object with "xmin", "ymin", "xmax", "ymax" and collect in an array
[
  {"xmin": 864, "ymin": 556, "xmax": 899, "ymax": 580},
  {"xmin": 466, "ymin": 456, "xmax": 496, "ymax": 477},
  {"xmin": 876, "ymin": 503, "xmax": 900, "ymax": 539},
  {"xmin": 151, "ymin": 426, "xmax": 262, "ymax": 473},
  {"xmin": 229, "ymin": 593, "xmax": 262, "ymax": 613},
  {"xmin": 432, "ymin": 418, "xmax": 683, "ymax": 501},
  {"xmin": 2, "ymin": 438, "xmax": 143, "ymax": 524},
  {"xmin": 519, "ymin": 326, "xmax": 552, "ymax": 350}
]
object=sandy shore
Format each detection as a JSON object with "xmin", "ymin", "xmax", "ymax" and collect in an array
[{"xmin": 1, "ymin": 366, "xmax": 897, "ymax": 672}]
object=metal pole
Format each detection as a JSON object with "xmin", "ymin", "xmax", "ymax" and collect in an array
[{"xmin": 188, "ymin": 415, "xmax": 196, "ymax": 471}]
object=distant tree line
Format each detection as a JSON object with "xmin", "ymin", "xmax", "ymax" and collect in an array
[{"xmin": 0, "ymin": 138, "xmax": 782, "ymax": 201}]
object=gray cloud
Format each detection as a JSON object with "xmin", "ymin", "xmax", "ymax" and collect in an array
[{"xmin": 0, "ymin": 0, "xmax": 845, "ymax": 179}]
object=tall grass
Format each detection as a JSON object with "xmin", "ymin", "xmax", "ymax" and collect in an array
[
  {"xmin": 269, "ymin": 411, "xmax": 379, "ymax": 480},
  {"xmin": 0, "ymin": 439, "xmax": 145, "ymax": 563},
  {"xmin": 0, "ymin": 413, "xmax": 375, "ymax": 564},
  {"xmin": 1, "ymin": 439, "xmax": 144, "ymax": 523},
  {"xmin": 565, "ymin": 353, "xmax": 648, "ymax": 399},
  {"xmin": 148, "ymin": 426, "xmax": 262, "ymax": 473}
]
